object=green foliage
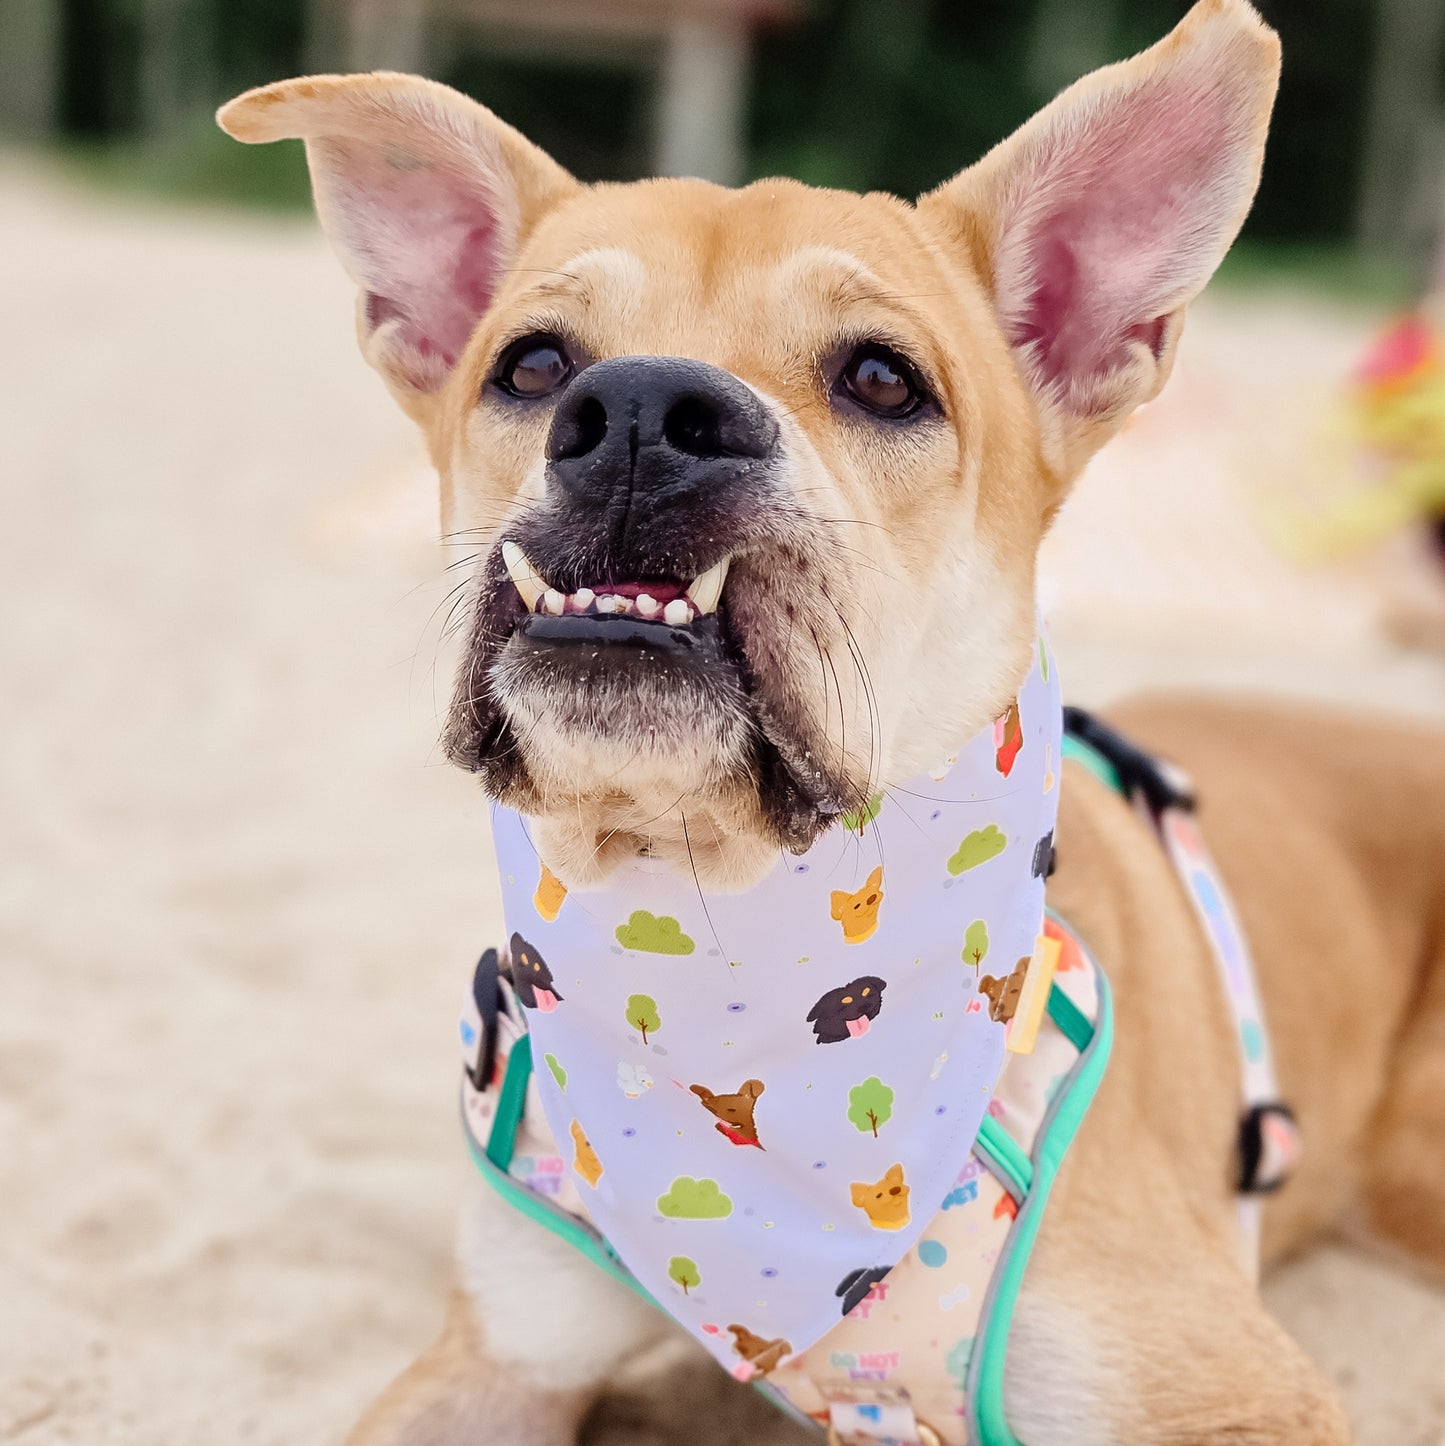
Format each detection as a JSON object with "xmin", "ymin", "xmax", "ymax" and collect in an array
[
  {"xmin": 57, "ymin": 122, "xmax": 312, "ymax": 211},
  {"xmin": 38, "ymin": 0, "xmax": 1404, "ymax": 284},
  {"xmin": 847, "ymin": 1076, "xmax": 895, "ymax": 1137},
  {"xmin": 544, "ymin": 1053, "xmax": 567, "ymax": 1091},
  {"xmin": 626, "ymin": 993, "xmax": 661, "ymax": 1043},
  {"xmin": 963, "ymin": 920, "xmax": 989, "ymax": 972},
  {"xmin": 668, "ymin": 1255, "xmax": 701, "ymax": 1294}
]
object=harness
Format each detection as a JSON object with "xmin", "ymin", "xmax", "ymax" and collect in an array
[{"xmin": 458, "ymin": 711, "xmax": 1298, "ymax": 1446}]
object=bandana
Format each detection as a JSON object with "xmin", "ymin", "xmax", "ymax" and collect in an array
[{"xmin": 489, "ymin": 638, "xmax": 1061, "ymax": 1377}]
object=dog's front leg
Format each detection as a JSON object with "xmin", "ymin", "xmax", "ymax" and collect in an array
[{"xmin": 345, "ymin": 1173, "xmax": 673, "ymax": 1446}]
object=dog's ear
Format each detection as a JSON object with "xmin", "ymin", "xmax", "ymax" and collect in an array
[
  {"xmin": 217, "ymin": 74, "xmax": 577, "ymax": 422},
  {"xmin": 689, "ymin": 1084, "xmax": 715, "ymax": 1104},
  {"xmin": 741, "ymin": 1079, "xmax": 765, "ymax": 1100},
  {"xmin": 919, "ymin": 0, "xmax": 1279, "ymax": 482}
]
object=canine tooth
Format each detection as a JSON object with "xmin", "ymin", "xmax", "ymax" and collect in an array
[
  {"xmin": 501, "ymin": 541, "xmax": 545, "ymax": 611},
  {"xmin": 542, "ymin": 588, "xmax": 565, "ymax": 616},
  {"xmin": 571, "ymin": 587, "xmax": 595, "ymax": 611},
  {"xmin": 685, "ymin": 557, "xmax": 730, "ymax": 615},
  {"xmin": 634, "ymin": 593, "xmax": 660, "ymax": 618},
  {"xmin": 663, "ymin": 598, "xmax": 693, "ymax": 627}
]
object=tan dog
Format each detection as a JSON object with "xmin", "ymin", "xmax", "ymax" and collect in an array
[
  {"xmin": 849, "ymin": 1163, "xmax": 912, "ymax": 1232},
  {"xmin": 218, "ymin": 2, "xmax": 1445, "ymax": 1441},
  {"xmin": 829, "ymin": 865, "xmax": 884, "ymax": 944}
]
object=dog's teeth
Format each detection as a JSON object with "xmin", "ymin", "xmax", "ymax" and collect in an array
[
  {"xmin": 663, "ymin": 598, "xmax": 694, "ymax": 627},
  {"xmin": 501, "ymin": 541, "xmax": 546, "ymax": 611},
  {"xmin": 596, "ymin": 594, "xmax": 626, "ymax": 615},
  {"xmin": 542, "ymin": 589, "xmax": 566, "ymax": 616},
  {"xmin": 685, "ymin": 557, "xmax": 730, "ymax": 615},
  {"xmin": 571, "ymin": 587, "xmax": 595, "ymax": 612},
  {"xmin": 634, "ymin": 593, "xmax": 660, "ymax": 619}
]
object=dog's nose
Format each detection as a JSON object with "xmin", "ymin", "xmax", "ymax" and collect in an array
[{"xmin": 545, "ymin": 355, "xmax": 780, "ymax": 511}]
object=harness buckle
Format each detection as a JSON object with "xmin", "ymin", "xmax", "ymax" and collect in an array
[
  {"xmin": 1062, "ymin": 706, "xmax": 1197, "ymax": 816},
  {"xmin": 1238, "ymin": 1102, "xmax": 1301, "ymax": 1194},
  {"xmin": 465, "ymin": 947, "xmax": 503, "ymax": 1093}
]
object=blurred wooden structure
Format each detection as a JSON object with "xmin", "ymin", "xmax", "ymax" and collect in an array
[
  {"xmin": 310, "ymin": 0, "xmax": 803, "ymax": 184},
  {"xmin": 0, "ymin": 0, "xmax": 62, "ymax": 136},
  {"xmin": 1355, "ymin": 0, "xmax": 1445, "ymax": 286}
]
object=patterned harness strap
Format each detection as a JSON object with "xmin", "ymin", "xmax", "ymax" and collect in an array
[{"xmin": 1061, "ymin": 708, "xmax": 1301, "ymax": 1273}]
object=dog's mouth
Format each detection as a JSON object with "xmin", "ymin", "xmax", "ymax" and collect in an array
[
  {"xmin": 501, "ymin": 540, "xmax": 729, "ymax": 629},
  {"xmin": 443, "ymin": 526, "xmax": 854, "ymax": 854}
]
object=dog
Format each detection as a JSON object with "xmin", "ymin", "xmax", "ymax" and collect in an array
[
  {"xmin": 508, "ymin": 932, "xmax": 562, "ymax": 1012},
  {"xmin": 977, "ymin": 958, "xmax": 1030, "ymax": 1024},
  {"xmin": 727, "ymin": 1324, "xmax": 793, "ymax": 1378},
  {"xmin": 849, "ymin": 1164, "xmax": 912, "ymax": 1232},
  {"xmin": 834, "ymin": 1266, "xmax": 891, "ymax": 1318},
  {"xmin": 218, "ymin": 2, "xmax": 1445, "ymax": 1440},
  {"xmin": 829, "ymin": 865, "xmax": 885, "ymax": 943},
  {"xmin": 805, "ymin": 976, "xmax": 888, "ymax": 1044},
  {"xmin": 690, "ymin": 1078, "xmax": 766, "ymax": 1148}
]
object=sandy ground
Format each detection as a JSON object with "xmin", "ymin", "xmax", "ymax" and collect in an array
[{"xmin": 3, "ymin": 161, "xmax": 1445, "ymax": 1445}]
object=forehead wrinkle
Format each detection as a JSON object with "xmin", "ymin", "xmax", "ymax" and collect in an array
[
  {"xmin": 768, "ymin": 246, "xmax": 937, "ymax": 349},
  {"xmin": 509, "ymin": 246, "xmax": 649, "ymax": 319}
]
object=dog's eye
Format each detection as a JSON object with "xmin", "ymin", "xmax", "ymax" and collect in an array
[
  {"xmin": 838, "ymin": 344, "xmax": 927, "ymax": 418},
  {"xmin": 494, "ymin": 334, "xmax": 574, "ymax": 399}
]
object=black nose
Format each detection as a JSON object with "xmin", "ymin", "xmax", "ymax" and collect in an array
[{"xmin": 545, "ymin": 356, "xmax": 780, "ymax": 514}]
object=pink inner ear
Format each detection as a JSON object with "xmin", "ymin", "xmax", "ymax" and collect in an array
[
  {"xmin": 1004, "ymin": 67, "xmax": 1247, "ymax": 402},
  {"xmin": 324, "ymin": 138, "xmax": 509, "ymax": 389}
]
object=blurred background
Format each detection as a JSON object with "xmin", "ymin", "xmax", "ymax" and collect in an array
[
  {"xmin": 4, "ymin": 0, "xmax": 1445, "ymax": 280},
  {"xmin": 5, "ymin": 1, "xmax": 1445, "ymax": 1443}
]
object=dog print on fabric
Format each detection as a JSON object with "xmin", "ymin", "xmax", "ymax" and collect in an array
[
  {"xmin": 570, "ymin": 1119, "xmax": 603, "ymax": 1187},
  {"xmin": 534, "ymin": 864, "xmax": 567, "ymax": 922},
  {"xmin": 727, "ymin": 1324, "xmax": 792, "ymax": 1377},
  {"xmin": 835, "ymin": 1266, "xmax": 892, "ymax": 1316},
  {"xmin": 807, "ymin": 977, "xmax": 887, "ymax": 1043},
  {"xmin": 690, "ymin": 1078, "xmax": 766, "ymax": 1148},
  {"xmin": 829, "ymin": 866, "xmax": 885, "ymax": 944},
  {"xmin": 850, "ymin": 1163, "xmax": 911, "ymax": 1231},
  {"xmin": 978, "ymin": 957, "xmax": 1030, "ymax": 1024},
  {"xmin": 510, "ymin": 933, "xmax": 563, "ymax": 1011}
]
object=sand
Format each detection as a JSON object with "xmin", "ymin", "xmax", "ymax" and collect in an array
[{"xmin": 2, "ymin": 161, "xmax": 1443, "ymax": 1445}]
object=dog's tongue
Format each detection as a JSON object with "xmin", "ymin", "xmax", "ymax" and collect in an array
[
  {"xmin": 534, "ymin": 989, "xmax": 559, "ymax": 1013},
  {"xmin": 846, "ymin": 1016, "xmax": 870, "ymax": 1039}
]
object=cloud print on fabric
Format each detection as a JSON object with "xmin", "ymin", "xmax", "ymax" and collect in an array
[
  {"xmin": 616, "ymin": 910, "xmax": 696, "ymax": 955},
  {"xmin": 657, "ymin": 1176, "xmax": 733, "ymax": 1219}
]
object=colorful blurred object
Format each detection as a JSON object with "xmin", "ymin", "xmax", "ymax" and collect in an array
[{"xmin": 1271, "ymin": 309, "xmax": 1445, "ymax": 558}]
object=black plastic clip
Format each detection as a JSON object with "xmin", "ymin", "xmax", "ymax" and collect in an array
[
  {"xmin": 1062, "ymin": 706, "xmax": 1197, "ymax": 816},
  {"xmin": 1237, "ymin": 1102, "xmax": 1299, "ymax": 1194},
  {"xmin": 465, "ymin": 947, "xmax": 503, "ymax": 1093}
]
